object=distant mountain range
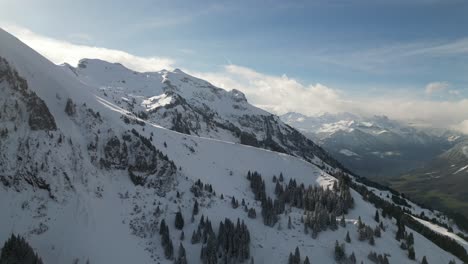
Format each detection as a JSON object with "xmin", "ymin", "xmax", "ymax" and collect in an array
[{"xmin": 281, "ymin": 112, "xmax": 464, "ymax": 179}]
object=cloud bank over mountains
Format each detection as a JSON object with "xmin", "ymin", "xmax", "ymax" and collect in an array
[{"xmin": 2, "ymin": 23, "xmax": 467, "ymax": 134}]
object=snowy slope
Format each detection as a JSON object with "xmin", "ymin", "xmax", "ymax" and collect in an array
[{"xmin": 0, "ymin": 27, "xmax": 466, "ymax": 264}]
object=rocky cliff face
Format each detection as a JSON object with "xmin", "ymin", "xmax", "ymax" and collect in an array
[
  {"xmin": 0, "ymin": 57, "xmax": 57, "ymax": 131},
  {"xmin": 0, "ymin": 57, "xmax": 176, "ymax": 201}
]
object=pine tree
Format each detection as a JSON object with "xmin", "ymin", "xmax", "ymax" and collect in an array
[
  {"xmin": 369, "ymin": 235, "xmax": 375, "ymax": 246},
  {"xmin": 383, "ymin": 255, "xmax": 390, "ymax": 264},
  {"xmin": 288, "ymin": 253, "xmax": 294, "ymax": 264},
  {"xmin": 248, "ymin": 208, "xmax": 257, "ymax": 219},
  {"xmin": 200, "ymin": 233, "xmax": 217, "ymax": 264},
  {"xmin": 303, "ymin": 256, "xmax": 310, "ymax": 264},
  {"xmin": 340, "ymin": 215, "xmax": 346, "ymax": 227},
  {"xmin": 288, "ymin": 216, "xmax": 292, "ymax": 229},
  {"xmin": 334, "ymin": 240, "xmax": 345, "ymax": 261},
  {"xmin": 374, "ymin": 210, "xmax": 380, "ymax": 222},
  {"xmin": 330, "ymin": 212, "xmax": 338, "ymax": 230},
  {"xmin": 175, "ymin": 243, "xmax": 187, "ymax": 264},
  {"xmin": 345, "ymin": 231, "xmax": 351, "ymax": 243},
  {"xmin": 175, "ymin": 211, "xmax": 184, "ymax": 230},
  {"xmin": 408, "ymin": 247, "xmax": 415, "ymax": 260},
  {"xmin": 0, "ymin": 234, "xmax": 44, "ymax": 264},
  {"xmin": 422, "ymin": 256, "xmax": 428, "ymax": 264},
  {"xmin": 396, "ymin": 219, "xmax": 405, "ymax": 241},
  {"xmin": 164, "ymin": 238, "xmax": 174, "ymax": 260},
  {"xmin": 407, "ymin": 232, "xmax": 414, "ymax": 246},
  {"xmin": 193, "ymin": 200, "xmax": 199, "ymax": 216},
  {"xmin": 374, "ymin": 226, "xmax": 381, "ymax": 238},
  {"xmin": 180, "ymin": 231, "xmax": 185, "ymax": 241},
  {"xmin": 279, "ymin": 172, "xmax": 284, "ymax": 182},
  {"xmin": 358, "ymin": 216, "xmax": 363, "ymax": 229},
  {"xmin": 294, "ymin": 247, "xmax": 301, "ymax": 264},
  {"xmin": 160, "ymin": 219, "xmax": 167, "ymax": 235},
  {"xmin": 232, "ymin": 197, "xmax": 239, "ymax": 209},
  {"xmin": 349, "ymin": 252, "xmax": 356, "ymax": 263},
  {"xmin": 191, "ymin": 230, "xmax": 200, "ymax": 244}
]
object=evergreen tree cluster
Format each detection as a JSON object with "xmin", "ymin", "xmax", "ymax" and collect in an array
[
  {"xmin": 159, "ymin": 219, "xmax": 174, "ymax": 260},
  {"xmin": 191, "ymin": 179, "xmax": 214, "ymax": 198},
  {"xmin": 395, "ymin": 218, "xmax": 406, "ymax": 241},
  {"xmin": 247, "ymin": 171, "xmax": 354, "ymax": 232},
  {"xmin": 398, "ymin": 231, "xmax": 416, "ymax": 260},
  {"xmin": 247, "ymin": 208, "xmax": 256, "ymax": 219},
  {"xmin": 0, "ymin": 234, "xmax": 43, "ymax": 264},
  {"xmin": 367, "ymin": 251, "xmax": 389, "ymax": 264},
  {"xmin": 333, "ymin": 240, "xmax": 356, "ymax": 263},
  {"xmin": 355, "ymin": 219, "xmax": 378, "ymax": 245},
  {"xmin": 261, "ymin": 197, "xmax": 280, "ymax": 227},
  {"xmin": 216, "ymin": 218, "xmax": 251, "ymax": 262},
  {"xmin": 193, "ymin": 215, "xmax": 252, "ymax": 264},
  {"xmin": 286, "ymin": 247, "xmax": 312, "ymax": 264},
  {"xmin": 247, "ymin": 171, "xmax": 280, "ymax": 226},
  {"xmin": 347, "ymin": 175, "xmax": 468, "ymax": 263},
  {"xmin": 191, "ymin": 215, "xmax": 214, "ymax": 245},
  {"xmin": 301, "ymin": 183, "xmax": 353, "ymax": 237},
  {"xmin": 247, "ymin": 171, "xmax": 266, "ymax": 201},
  {"xmin": 287, "ymin": 247, "xmax": 302, "ymax": 264},
  {"xmin": 283, "ymin": 177, "xmax": 353, "ymax": 214},
  {"xmin": 334, "ymin": 240, "xmax": 345, "ymax": 262},
  {"xmin": 391, "ymin": 195, "xmax": 411, "ymax": 208}
]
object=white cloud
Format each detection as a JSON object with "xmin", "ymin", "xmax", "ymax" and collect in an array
[
  {"xmin": 454, "ymin": 120, "xmax": 468, "ymax": 134},
  {"xmin": 425, "ymin": 82, "xmax": 449, "ymax": 95},
  {"xmin": 191, "ymin": 66, "xmax": 468, "ymax": 132},
  {"xmin": 190, "ymin": 65, "xmax": 349, "ymax": 115},
  {"xmin": 1, "ymin": 24, "xmax": 175, "ymax": 72}
]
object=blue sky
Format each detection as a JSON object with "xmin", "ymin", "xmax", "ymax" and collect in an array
[{"xmin": 1, "ymin": 0, "xmax": 467, "ymax": 129}]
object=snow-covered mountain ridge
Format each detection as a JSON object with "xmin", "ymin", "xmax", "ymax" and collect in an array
[
  {"xmin": 0, "ymin": 27, "xmax": 467, "ymax": 264},
  {"xmin": 280, "ymin": 112, "xmax": 460, "ymax": 178},
  {"xmin": 63, "ymin": 59, "xmax": 340, "ymax": 170}
]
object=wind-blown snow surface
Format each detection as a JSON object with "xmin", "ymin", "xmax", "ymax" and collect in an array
[{"xmin": 0, "ymin": 28, "xmax": 464, "ymax": 263}]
